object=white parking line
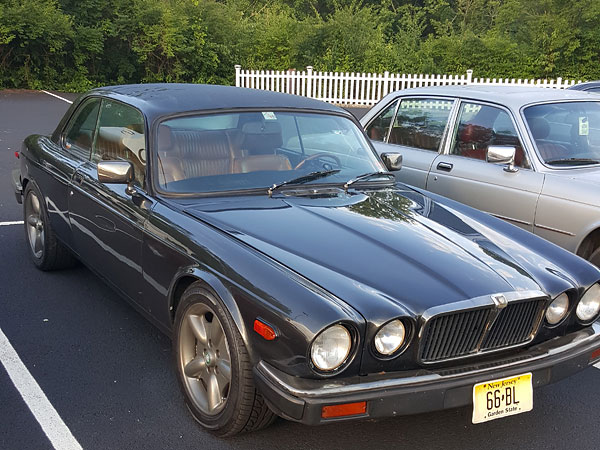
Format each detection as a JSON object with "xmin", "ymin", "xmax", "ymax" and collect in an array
[
  {"xmin": 0, "ymin": 221, "xmax": 24, "ymax": 226},
  {"xmin": 41, "ymin": 91, "xmax": 73, "ymax": 105},
  {"xmin": 0, "ymin": 327, "xmax": 82, "ymax": 450}
]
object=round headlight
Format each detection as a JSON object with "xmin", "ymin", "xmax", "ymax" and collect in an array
[
  {"xmin": 576, "ymin": 284, "xmax": 600, "ymax": 323},
  {"xmin": 545, "ymin": 293, "xmax": 569, "ymax": 325},
  {"xmin": 374, "ymin": 319, "xmax": 406, "ymax": 355},
  {"xmin": 310, "ymin": 325, "xmax": 352, "ymax": 372}
]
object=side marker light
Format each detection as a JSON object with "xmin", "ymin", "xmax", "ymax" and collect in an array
[
  {"xmin": 253, "ymin": 319, "xmax": 277, "ymax": 341},
  {"xmin": 321, "ymin": 401, "xmax": 367, "ymax": 419}
]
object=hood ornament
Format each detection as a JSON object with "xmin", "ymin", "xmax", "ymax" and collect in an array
[{"xmin": 491, "ymin": 294, "xmax": 508, "ymax": 309}]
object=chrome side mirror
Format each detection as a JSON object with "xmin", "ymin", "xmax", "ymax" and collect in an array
[
  {"xmin": 97, "ymin": 161, "xmax": 136, "ymax": 194},
  {"xmin": 381, "ymin": 153, "xmax": 403, "ymax": 171},
  {"xmin": 486, "ymin": 146, "xmax": 518, "ymax": 173}
]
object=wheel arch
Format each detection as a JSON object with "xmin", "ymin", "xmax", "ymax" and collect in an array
[
  {"xmin": 576, "ymin": 226, "xmax": 600, "ymax": 261},
  {"xmin": 168, "ymin": 268, "xmax": 249, "ymax": 345}
]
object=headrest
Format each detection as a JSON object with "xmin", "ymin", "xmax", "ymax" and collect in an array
[
  {"xmin": 527, "ymin": 117, "xmax": 550, "ymax": 140},
  {"xmin": 241, "ymin": 121, "xmax": 283, "ymax": 154},
  {"xmin": 158, "ymin": 124, "xmax": 173, "ymax": 150}
]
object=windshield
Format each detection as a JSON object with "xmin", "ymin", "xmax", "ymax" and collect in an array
[
  {"xmin": 154, "ymin": 111, "xmax": 384, "ymax": 194},
  {"xmin": 524, "ymin": 101, "xmax": 600, "ymax": 166}
]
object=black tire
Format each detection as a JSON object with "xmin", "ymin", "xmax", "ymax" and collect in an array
[
  {"xmin": 23, "ymin": 182, "xmax": 76, "ymax": 271},
  {"xmin": 173, "ymin": 282, "xmax": 276, "ymax": 436}
]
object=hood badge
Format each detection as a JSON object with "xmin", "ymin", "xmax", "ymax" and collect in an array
[{"xmin": 491, "ymin": 294, "xmax": 508, "ymax": 309}]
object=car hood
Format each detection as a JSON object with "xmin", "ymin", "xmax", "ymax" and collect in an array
[{"xmin": 183, "ymin": 186, "xmax": 568, "ymax": 317}]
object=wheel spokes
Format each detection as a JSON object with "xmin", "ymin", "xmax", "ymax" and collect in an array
[
  {"xmin": 30, "ymin": 193, "xmax": 40, "ymax": 214},
  {"xmin": 188, "ymin": 314, "xmax": 208, "ymax": 346},
  {"xmin": 207, "ymin": 373, "xmax": 223, "ymax": 412},
  {"xmin": 184, "ymin": 356, "xmax": 207, "ymax": 378},
  {"xmin": 216, "ymin": 358, "xmax": 231, "ymax": 381}
]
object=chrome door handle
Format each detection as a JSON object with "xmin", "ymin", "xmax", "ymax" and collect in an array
[{"xmin": 437, "ymin": 162, "xmax": 453, "ymax": 172}]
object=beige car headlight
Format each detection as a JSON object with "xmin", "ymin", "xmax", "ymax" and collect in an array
[
  {"xmin": 576, "ymin": 284, "xmax": 600, "ymax": 322},
  {"xmin": 546, "ymin": 293, "xmax": 569, "ymax": 325},
  {"xmin": 374, "ymin": 319, "xmax": 406, "ymax": 355},
  {"xmin": 310, "ymin": 325, "xmax": 352, "ymax": 371}
]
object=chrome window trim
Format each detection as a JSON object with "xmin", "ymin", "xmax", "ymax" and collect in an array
[{"xmin": 417, "ymin": 290, "xmax": 548, "ymax": 365}]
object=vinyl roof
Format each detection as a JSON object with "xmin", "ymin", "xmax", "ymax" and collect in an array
[{"xmin": 88, "ymin": 83, "xmax": 348, "ymax": 122}]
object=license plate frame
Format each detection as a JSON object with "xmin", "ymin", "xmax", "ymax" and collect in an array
[{"xmin": 472, "ymin": 372, "xmax": 533, "ymax": 424}]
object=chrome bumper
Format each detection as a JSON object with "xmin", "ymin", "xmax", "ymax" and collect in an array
[{"xmin": 255, "ymin": 322, "xmax": 600, "ymax": 425}]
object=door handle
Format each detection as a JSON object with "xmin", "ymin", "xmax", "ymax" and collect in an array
[
  {"xmin": 73, "ymin": 173, "xmax": 84, "ymax": 185},
  {"xmin": 437, "ymin": 162, "xmax": 453, "ymax": 172}
]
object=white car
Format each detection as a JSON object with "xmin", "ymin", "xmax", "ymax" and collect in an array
[{"xmin": 361, "ymin": 86, "xmax": 600, "ymax": 266}]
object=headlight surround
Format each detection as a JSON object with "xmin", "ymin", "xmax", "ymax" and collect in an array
[
  {"xmin": 576, "ymin": 283, "xmax": 600, "ymax": 323},
  {"xmin": 545, "ymin": 293, "xmax": 569, "ymax": 325},
  {"xmin": 310, "ymin": 324, "xmax": 352, "ymax": 372},
  {"xmin": 374, "ymin": 319, "xmax": 406, "ymax": 356}
]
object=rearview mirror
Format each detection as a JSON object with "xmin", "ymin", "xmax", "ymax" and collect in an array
[
  {"xmin": 381, "ymin": 153, "xmax": 403, "ymax": 171},
  {"xmin": 486, "ymin": 146, "xmax": 518, "ymax": 173}
]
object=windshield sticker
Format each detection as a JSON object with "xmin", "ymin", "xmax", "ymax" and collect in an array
[
  {"xmin": 579, "ymin": 117, "xmax": 589, "ymax": 136},
  {"xmin": 262, "ymin": 112, "xmax": 277, "ymax": 120}
]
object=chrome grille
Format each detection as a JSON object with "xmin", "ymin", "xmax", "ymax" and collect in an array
[
  {"xmin": 481, "ymin": 299, "xmax": 545, "ymax": 350},
  {"xmin": 419, "ymin": 298, "xmax": 545, "ymax": 363}
]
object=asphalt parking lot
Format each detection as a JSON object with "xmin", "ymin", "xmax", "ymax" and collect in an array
[{"xmin": 1, "ymin": 89, "xmax": 600, "ymax": 450}]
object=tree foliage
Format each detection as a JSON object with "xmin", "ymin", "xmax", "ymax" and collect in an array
[{"xmin": 0, "ymin": 0, "xmax": 599, "ymax": 90}]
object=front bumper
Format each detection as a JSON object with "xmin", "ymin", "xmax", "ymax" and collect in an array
[
  {"xmin": 255, "ymin": 322, "xmax": 600, "ymax": 425},
  {"xmin": 12, "ymin": 169, "xmax": 23, "ymax": 204}
]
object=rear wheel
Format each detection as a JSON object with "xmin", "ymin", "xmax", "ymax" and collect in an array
[
  {"xmin": 23, "ymin": 183, "xmax": 75, "ymax": 271},
  {"xmin": 173, "ymin": 282, "xmax": 276, "ymax": 436}
]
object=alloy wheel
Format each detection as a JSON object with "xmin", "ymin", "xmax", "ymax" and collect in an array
[
  {"xmin": 178, "ymin": 303, "xmax": 232, "ymax": 416},
  {"xmin": 25, "ymin": 191, "xmax": 45, "ymax": 259}
]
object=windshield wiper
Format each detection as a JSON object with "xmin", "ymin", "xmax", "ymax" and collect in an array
[
  {"xmin": 343, "ymin": 171, "xmax": 396, "ymax": 192},
  {"xmin": 545, "ymin": 158, "xmax": 600, "ymax": 166},
  {"xmin": 267, "ymin": 169, "xmax": 340, "ymax": 197}
]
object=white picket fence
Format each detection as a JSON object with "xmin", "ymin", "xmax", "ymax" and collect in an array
[{"xmin": 234, "ymin": 65, "xmax": 582, "ymax": 107}]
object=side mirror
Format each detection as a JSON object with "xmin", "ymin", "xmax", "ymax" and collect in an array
[
  {"xmin": 486, "ymin": 146, "xmax": 518, "ymax": 173},
  {"xmin": 98, "ymin": 161, "xmax": 136, "ymax": 194},
  {"xmin": 381, "ymin": 153, "xmax": 403, "ymax": 171}
]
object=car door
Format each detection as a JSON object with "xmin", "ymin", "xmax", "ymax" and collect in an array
[
  {"xmin": 365, "ymin": 97, "xmax": 456, "ymax": 188},
  {"xmin": 426, "ymin": 101, "xmax": 544, "ymax": 232},
  {"xmin": 69, "ymin": 98, "xmax": 150, "ymax": 304},
  {"xmin": 29, "ymin": 98, "xmax": 100, "ymax": 250}
]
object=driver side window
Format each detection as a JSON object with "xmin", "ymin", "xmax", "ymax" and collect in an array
[
  {"xmin": 451, "ymin": 102, "xmax": 530, "ymax": 169},
  {"xmin": 92, "ymin": 100, "xmax": 147, "ymax": 188}
]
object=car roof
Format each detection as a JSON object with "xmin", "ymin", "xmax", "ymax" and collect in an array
[
  {"xmin": 88, "ymin": 83, "xmax": 349, "ymax": 123},
  {"xmin": 386, "ymin": 85, "xmax": 596, "ymax": 109},
  {"xmin": 568, "ymin": 81, "xmax": 600, "ymax": 91}
]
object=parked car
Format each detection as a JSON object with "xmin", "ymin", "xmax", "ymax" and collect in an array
[
  {"xmin": 362, "ymin": 86, "xmax": 600, "ymax": 266},
  {"xmin": 13, "ymin": 84, "xmax": 600, "ymax": 436},
  {"xmin": 568, "ymin": 81, "xmax": 600, "ymax": 93}
]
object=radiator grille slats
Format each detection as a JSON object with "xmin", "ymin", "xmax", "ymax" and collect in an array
[
  {"xmin": 481, "ymin": 299, "xmax": 544, "ymax": 350},
  {"xmin": 419, "ymin": 298, "xmax": 545, "ymax": 363}
]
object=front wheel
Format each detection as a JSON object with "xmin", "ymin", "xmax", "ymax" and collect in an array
[{"xmin": 173, "ymin": 283, "xmax": 276, "ymax": 436}]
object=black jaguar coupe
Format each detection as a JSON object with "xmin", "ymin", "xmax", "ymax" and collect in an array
[{"xmin": 12, "ymin": 84, "xmax": 600, "ymax": 436}]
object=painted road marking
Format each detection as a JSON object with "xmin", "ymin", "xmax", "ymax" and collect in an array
[
  {"xmin": 0, "ymin": 327, "xmax": 82, "ymax": 450},
  {"xmin": 41, "ymin": 91, "xmax": 73, "ymax": 104},
  {"xmin": 0, "ymin": 221, "xmax": 24, "ymax": 226}
]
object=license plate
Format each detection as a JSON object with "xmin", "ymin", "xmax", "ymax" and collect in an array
[{"xmin": 472, "ymin": 373, "xmax": 533, "ymax": 424}]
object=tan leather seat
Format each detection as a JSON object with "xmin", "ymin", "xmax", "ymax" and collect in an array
[{"xmin": 233, "ymin": 155, "xmax": 291, "ymax": 173}]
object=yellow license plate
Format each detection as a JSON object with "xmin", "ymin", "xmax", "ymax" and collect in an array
[{"xmin": 472, "ymin": 373, "xmax": 533, "ymax": 424}]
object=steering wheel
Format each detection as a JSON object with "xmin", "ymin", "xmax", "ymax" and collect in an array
[{"xmin": 294, "ymin": 152, "xmax": 341, "ymax": 170}]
